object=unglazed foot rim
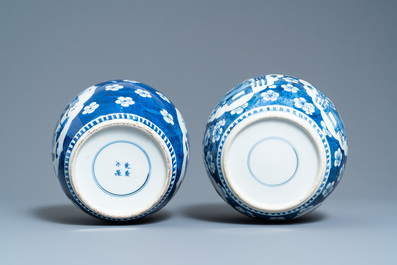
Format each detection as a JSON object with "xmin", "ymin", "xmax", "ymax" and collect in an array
[
  {"xmin": 69, "ymin": 119, "xmax": 172, "ymax": 219},
  {"xmin": 222, "ymin": 110, "xmax": 326, "ymax": 213}
]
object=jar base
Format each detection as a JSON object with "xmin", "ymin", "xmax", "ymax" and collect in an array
[
  {"xmin": 68, "ymin": 119, "xmax": 172, "ymax": 220},
  {"xmin": 222, "ymin": 110, "xmax": 326, "ymax": 213}
]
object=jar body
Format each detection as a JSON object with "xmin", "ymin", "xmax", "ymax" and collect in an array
[
  {"xmin": 52, "ymin": 80, "xmax": 189, "ymax": 221},
  {"xmin": 203, "ymin": 75, "xmax": 347, "ymax": 220}
]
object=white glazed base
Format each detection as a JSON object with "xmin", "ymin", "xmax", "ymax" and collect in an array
[
  {"xmin": 222, "ymin": 111, "xmax": 326, "ymax": 213},
  {"xmin": 69, "ymin": 120, "xmax": 172, "ymax": 220}
]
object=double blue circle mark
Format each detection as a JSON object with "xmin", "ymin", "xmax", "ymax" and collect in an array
[
  {"xmin": 247, "ymin": 137, "xmax": 299, "ymax": 187},
  {"xmin": 92, "ymin": 140, "xmax": 151, "ymax": 197}
]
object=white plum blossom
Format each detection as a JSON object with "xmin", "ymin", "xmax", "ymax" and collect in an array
[
  {"xmin": 212, "ymin": 119, "xmax": 225, "ymax": 143},
  {"xmin": 283, "ymin": 77, "xmax": 299, "ymax": 84},
  {"xmin": 261, "ymin": 90, "xmax": 279, "ymax": 101},
  {"xmin": 294, "ymin": 97, "xmax": 315, "ymax": 115},
  {"xmin": 303, "ymin": 103, "xmax": 315, "ymax": 115},
  {"xmin": 294, "ymin": 97, "xmax": 306, "ymax": 108},
  {"xmin": 105, "ymin": 84, "xmax": 123, "ymax": 91},
  {"xmin": 135, "ymin": 88, "xmax": 152, "ymax": 98},
  {"xmin": 205, "ymin": 151, "xmax": 216, "ymax": 174},
  {"xmin": 156, "ymin": 91, "xmax": 170, "ymax": 103},
  {"xmin": 334, "ymin": 148, "xmax": 342, "ymax": 167},
  {"xmin": 82, "ymin": 102, "xmax": 99, "ymax": 114},
  {"xmin": 230, "ymin": 102, "xmax": 248, "ymax": 115},
  {"xmin": 115, "ymin": 97, "xmax": 135, "ymax": 107},
  {"xmin": 161, "ymin": 109, "xmax": 174, "ymax": 125},
  {"xmin": 321, "ymin": 121, "xmax": 332, "ymax": 138},
  {"xmin": 281, "ymin": 83, "xmax": 298, "ymax": 93},
  {"xmin": 322, "ymin": 181, "xmax": 335, "ymax": 197}
]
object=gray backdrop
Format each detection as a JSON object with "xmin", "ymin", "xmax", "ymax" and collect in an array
[{"xmin": 1, "ymin": 0, "xmax": 396, "ymax": 264}]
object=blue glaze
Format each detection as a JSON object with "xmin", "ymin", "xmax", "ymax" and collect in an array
[
  {"xmin": 52, "ymin": 80, "xmax": 189, "ymax": 221},
  {"xmin": 203, "ymin": 74, "xmax": 347, "ymax": 220}
]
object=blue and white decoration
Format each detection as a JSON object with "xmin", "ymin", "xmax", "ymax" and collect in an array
[
  {"xmin": 203, "ymin": 74, "xmax": 347, "ymax": 220},
  {"xmin": 52, "ymin": 80, "xmax": 189, "ymax": 221}
]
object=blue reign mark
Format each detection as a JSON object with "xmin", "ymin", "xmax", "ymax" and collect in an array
[{"xmin": 114, "ymin": 161, "xmax": 131, "ymax": 177}]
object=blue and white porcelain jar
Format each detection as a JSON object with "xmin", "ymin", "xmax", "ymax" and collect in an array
[
  {"xmin": 52, "ymin": 80, "xmax": 189, "ymax": 221},
  {"xmin": 203, "ymin": 74, "xmax": 347, "ymax": 220}
]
